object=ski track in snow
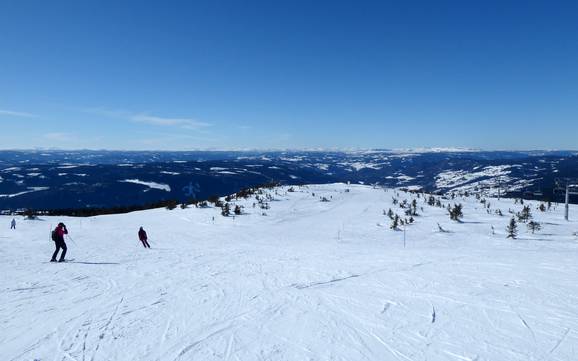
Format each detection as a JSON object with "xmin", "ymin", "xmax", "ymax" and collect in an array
[{"xmin": 1, "ymin": 183, "xmax": 578, "ymax": 360}]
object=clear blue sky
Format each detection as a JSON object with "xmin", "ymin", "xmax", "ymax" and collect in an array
[{"xmin": 1, "ymin": 0, "xmax": 577, "ymax": 150}]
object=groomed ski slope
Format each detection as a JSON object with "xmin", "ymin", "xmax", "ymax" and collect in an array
[{"xmin": 1, "ymin": 183, "xmax": 578, "ymax": 361}]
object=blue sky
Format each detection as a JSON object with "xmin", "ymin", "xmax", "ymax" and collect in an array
[{"xmin": 1, "ymin": 0, "xmax": 577, "ymax": 150}]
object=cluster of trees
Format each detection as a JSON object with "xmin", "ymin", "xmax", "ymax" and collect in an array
[
  {"xmin": 506, "ymin": 205, "xmax": 543, "ymax": 239},
  {"xmin": 30, "ymin": 199, "xmax": 186, "ymax": 217},
  {"xmin": 220, "ymin": 203, "xmax": 243, "ymax": 217},
  {"xmin": 387, "ymin": 194, "xmax": 417, "ymax": 230},
  {"xmin": 396, "ymin": 188, "xmax": 549, "ymax": 239}
]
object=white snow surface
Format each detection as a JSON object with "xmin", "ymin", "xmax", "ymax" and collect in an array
[
  {"xmin": 2, "ymin": 183, "xmax": 578, "ymax": 361},
  {"xmin": 119, "ymin": 179, "xmax": 171, "ymax": 192},
  {"xmin": 0, "ymin": 186, "xmax": 50, "ymax": 198}
]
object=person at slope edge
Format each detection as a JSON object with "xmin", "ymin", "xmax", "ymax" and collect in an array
[
  {"xmin": 51, "ymin": 223, "xmax": 68, "ymax": 262},
  {"xmin": 138, "ymin": 227, "xmax": 151, "ymax": 248}
]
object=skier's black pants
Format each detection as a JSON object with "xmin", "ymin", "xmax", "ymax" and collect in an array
[
  {"xmin": 11, "ymin": 224, "xmax": 15, "ymax": 229},
  {"xmin": 52, "ymin": 239, "xmax": 67, "ymax": 261},
  {"xmin": 140, "ymin": 239, "xmax": 150, "ymax": 248}
]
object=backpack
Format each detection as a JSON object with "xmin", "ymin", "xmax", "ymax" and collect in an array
[{"xmin": 51, "ymin": 230, "xmax": 58, "ymax": 242}]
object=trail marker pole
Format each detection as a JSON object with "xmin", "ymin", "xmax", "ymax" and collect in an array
[{"xmin": 566, "ymin": 186, "xmax": 570, "ymax": 221}]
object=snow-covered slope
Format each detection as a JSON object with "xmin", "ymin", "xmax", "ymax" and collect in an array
[{"xmin": 2, "ymin": 184, "xmax": 578, "ymax": 361}]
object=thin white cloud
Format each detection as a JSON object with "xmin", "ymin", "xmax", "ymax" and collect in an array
[
  {"xmin": 81, "ymin": 107, "xmax": 211, "ymax": 130},
  {"xmin": 0, "ymin": 109, "xmax": 36, "ymax": 118},
  {"xmin": 131, "ymin": 114, "xmax": 211, "ymax": 130}
]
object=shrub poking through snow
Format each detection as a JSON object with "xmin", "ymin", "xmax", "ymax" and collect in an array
[{"xmin": 437, "ymin": 223, "xmax": 449, "ymax": 233}]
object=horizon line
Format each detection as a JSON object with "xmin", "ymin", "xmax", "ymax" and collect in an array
[{"xmin": 0, "ymin": 147, "xmax": 577, "ymax": 154}]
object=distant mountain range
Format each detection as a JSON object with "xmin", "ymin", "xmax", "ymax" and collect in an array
[{"xmin": 1, "ymin": 150, "xmax": 577, "ymax": 210}]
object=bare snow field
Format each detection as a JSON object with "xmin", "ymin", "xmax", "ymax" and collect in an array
[{"xmin": 1, "ymin": 184, "xmax": 578, "ymax": 361}]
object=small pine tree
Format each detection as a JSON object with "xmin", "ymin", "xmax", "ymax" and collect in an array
[
  {"xmin": 165, "ymin": 200, "xmax": 178, "ymax": 210},
  {"xmin": 539, "ymin": 204, "xmax": 546, "ymax": 212},
  {"xmin": 24, "ymin": 209, "xmax": 37, "ymax": 219},
  {"xmin": 221, "ymin": 203, "xmax": 231, "ymax": 217},
  {"xmin": 517, "ymin": 205, "xmax": 532, "ymax": 223},
  {"xmin": 449, "ymin": 204, "xmax": 463, "ymax": 221},
  {"xmin": 390, "ymin": 214, "xmax": 399, "ymax": 230},
  {"xmin": 387, "ymin": 208, "xmax": 394, "ymax": 219},
  {"xmin": 527, "ymin": 221, "xmax": 541, "ymax": 234},
  {"xmin": 411, "ymin": 199, "xmax": 418, "ymax": 216},
  {"xmin": 506, "ymin": 217, "xmax": 518, "ymax": 239}
]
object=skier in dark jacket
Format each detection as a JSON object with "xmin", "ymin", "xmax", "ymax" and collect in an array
[
  {"xmin": 138, "ymin": 227, "xmax": 150, "ymax": 248},
  {"xmin": 11, "ymin": 218, "xmax": 16, "ymax": 229},
  {"xmin": 51, "ymin": 223, "xmax": 68, "ymax": 262}
]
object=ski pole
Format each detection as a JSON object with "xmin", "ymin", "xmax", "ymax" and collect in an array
[{"xmin": 66, "ymin": 234, "xmax": 77, "ymax": 245}]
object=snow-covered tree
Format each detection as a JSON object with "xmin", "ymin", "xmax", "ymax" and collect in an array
[{"xmin": 506, "ymin": 217, "xmax": 518, "ymax": 239}]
